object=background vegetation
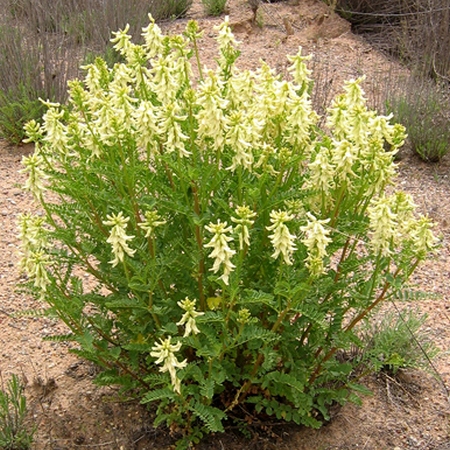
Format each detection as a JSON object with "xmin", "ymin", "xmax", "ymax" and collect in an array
[
  {"xmin": 0, "ymin": 0, "xmax": 192, "ymax": 144},
  {"xmin": 329, "ymin": 0, "xmax": 450, "ymax": 161}
]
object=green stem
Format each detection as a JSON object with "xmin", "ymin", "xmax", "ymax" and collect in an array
[
  {"xmin": 228, "ymin": 289, "xmax": 300, "ymax": 410},
  {"xmin": 191, "ymin": 181, "xmax": 205, "ymax": 310},
  {"xmin": 148, "ymin": 290, "xmax": 161, "ymax": 329}
]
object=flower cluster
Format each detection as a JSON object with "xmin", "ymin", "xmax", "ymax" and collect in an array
[
  {"xmin": 266, "ymin": 210, "xmax": 297, "ymax": 265},
  {"xmin": 20, "ymin": 154, "xmax": 47, "ymax": 200},
  {"xmin": 103, "ymin": 212, "xmax": 136, "ymax": 267},
  {"xmin": 204, "ymin": 220, "xmax": 236, "ymax": 285},
  {"xmin": 18, "ymin": 214, "xmax": 51, "ymax": 292},
  {"xmin": 231, "ymin": 205, "xmax": 256, "ymax": 250},
  {"xmin": 368, "ymin": 192, "xmax": 439, "ymax": 258},
  {"xmin": 176, "ymin": 298, "xmax": 204, "ymax": 337},
  {"xmin": 150, "ymin": 337, "xmax": 187, "ymax": 394},
  {"xmin": 300, "ymin": 213, "xmax": 332, "ymax": 277},
  {"xmin": 139, "ymin": 210, "xmax": 166, "ymax": 238}
]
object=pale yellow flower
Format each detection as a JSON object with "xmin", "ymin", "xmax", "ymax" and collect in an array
[
  {"xmin": 110, "ymin": 24, "xmax": 134, "ymax": 59},
  {"xmin": 214, "ymin": 16, "xmax": 240, "ymax": 68},
  {"xmin": 18, "ymin": 214, "xmax": 48, "ymax": 269},
  {"xmin": 27, "ymin": 250, "xmax": 51, "ymax": 292},
  {"xmin": 142, "ymin": 14, "xmax": 164, "ymax": 59},
  {"xmin": 149, "ymin": 52, "xmax": 184, "ymax": 104},
  {"xmin": 139, "ymin": 210, "xmax": 166, "ymax": 238},
  {"xmin": 150, "ymin": 337, "xmax": 187, "ymax": 394},
  {"xmin": 266, "ymin": 210, "xmax": 297, "ymax": 265},
  {"xmin": 226, "ymin": 111, "xmax": 262, "ymax": 172},
  {"xmin": 231, "ymin": 205, "xmax": 256, "ymax": 250},
  {"xmin": 132, "ymin": 100, "xmax": 160, "ymax": 156},
  {"xmin": 103, "ymin": 212, "xmax": 136, "ymax": 267},
  {"xmin": 331, "ymin": 139, "xmax": 358, "ymax": 183},
  {"xmin": 287, "ymin": 47, "xmax": 312, "ymax": 86},
  {"xmin": 158, "ymin": 101, "xmax": 190, "ymax": 157},
  {"xmin": 23, "ymin": 119, "xmax": 43, "ymax": 143},
  {"xmin": 307, "ymin": 146, "xmax": 336, "ymax": 194},
  {"xmin": 21, "ymin": 153, "xmax": 48, "ymax": 200},
  {"xmin": 342, "ymin": 76, "xmax": 367, "ymax": 109},
  {"xmin": 300, "ymin": 212, "xmax": 331, "ymax": 276},
  {"xmin": 409, "ymin": 215, "xmax": 439, "ymax": 258},
  {"xmin": 176, "ymin": 298, "xmax": 204, "ymax": 337},
  {"xmin": 205, "ymin": 220, "xmax": 236, "ymax": 285},
  {"xmin": 196, "ymin": 70, "xmax": 229, "ymax": 151},
  {"xmin": 368, "ymin": 196, "xmax": 398, "ymax": 257},
  {"xmin": 285, "ymin": 86, "xmax": 318, "ymax": 146}
]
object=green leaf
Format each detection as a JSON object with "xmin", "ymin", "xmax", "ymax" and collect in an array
[
  {"xmin": 189, "ymin": 400, "xmax": 225, "ymax": 433},
  {"xmin": 199, "ymin": 378, "xmax": 215, "ymax": 400},
  {"xmin": 238, "ymin": 289, "xmax": 277, "ymax": 310},
  {"xmin": 141, "ymin": 388, "xmax": 176, "ymax": 404}
]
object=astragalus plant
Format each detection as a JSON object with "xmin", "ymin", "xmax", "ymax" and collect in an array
[{"xmin": 20, "ymin": 16, "xmax": 438, "ymax": 448}]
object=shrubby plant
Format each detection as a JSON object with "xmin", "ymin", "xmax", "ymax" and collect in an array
[
  {"xmin": 20, "ymin": 16, "xmax": 438, "ymax": 448},
  {"xmin": 385, "ymin": 76, "xmax": 450, "ymax": 162},
  {"xmin": 201, "ymin": 0, "xmax": 228, "ymax": 16},
  {"xmin": 0, "ymin": 24, "xmax": 48, "ymax": 145},
  {"xmin": 0, "ymin": 374, "xmax": 34, "ymax": 450},
  {"xmin": 361, "ymin": 309, "xmax": 439, "ymax": 375}
]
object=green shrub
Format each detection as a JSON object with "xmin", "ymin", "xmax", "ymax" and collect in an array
[
  {"xmin": 0, "ymin": 374, "xmax": 34, "ymax": 450},
  {"xmin": 361, "ymin": 310, "xmax": 439, "ymax": 374},
  {"xmin": 330, "ymin": 0, "xmax": 450, "ymax": 79},
  {"xmin": 386, "ymin": 77, "xmax": 450, "ymax": 162},
  {"xmin": 151, "ymin": 0, "xmax": 193, "ymax": 20},
  {"xmin": 0, "ymin": 24, "xmax": 47, "ymax": 144},
  {"xmin": 201, "ymin": 0, "xmax": 227, "ymax": 16},
  {"xmin": 20, "ymin": 17, "xmax": 438, "ymax": 448}
]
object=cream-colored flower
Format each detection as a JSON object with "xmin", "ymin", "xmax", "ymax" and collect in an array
[
  {"xmin": 158, "ymin": 101, "xmax": 190, "ymax": 157},
  {"xmin": 132, "ymin": 100, "xmax": 160, "ymax": 156},
  {"xmin": 149, "ymin": 51, "xmax": 184, "ymax": 104},
  {"xmin": 18, "ymin": 213, "xmax": 52, "ymax": 291},
  {"xmin": 142, "ymin": 14, "xmax": 164, "ymax": 59},
  {"xmin": 331, "ymin": 139, "xmax": 358, "ymax": 183},
  {"xmin": 110, "ymin": 23, "xmax": 135, "ymax": 60},
  {"xmin": 204, "ymin": 220, "xmax": 236, "ymax": 285},
  {"xmin": 196, "ymin": 69, "xmax": 229, "ymax": 151},
  {"xmin": 287, "ymin": 47, "xmax": 312, "ymax": 86},
  {"xmin": 226, "ymin": 111, "xmax": 262, "ymax": 172},
  {"xmin": 409, "ymin": 215, "xmax": 439, "ymax": 258},
  {"xmin": 18, "ymin": 214, "xmax": 48, "ymax": 269},
  {"xmin": 109, "ymin": 65, "xmax": 136, "ymax": 132},
  {"xmin": 342, "ymin": 76, "xmax": 367, "ymax": 109},
  {"xmin": 300, "ymin": 212, "xmax": 331, "ymax": 276},
  {"xmin": 103, "ymin": 212, "xmax": 136, "ymax": 267},
  {"xmin": 139, "ymin": 210, "xmax": 166, "ymax": 238},
  {"xmin": 307, "ymin": 146, "xmax": 336, "ymax": 194},
  {"xmin": 266, "ymin": 210, "xmax": 297, "ymax": 265},
  {"xmin": 27, "ymin": 250, "xmax": 51, "ymax": 292},
  {"xmin": 214, "ymin": 16, "xmax": 240, "ymax": 68},
  {"xmin": 150, "ymin": 337, "xmax": 187, "ymax": 394},
  {"xmin": 23, "ymin": 119, "xmax": 43, "ymax": 143},
  {"xmin": 285, "ymin": 86, "xmax": 318, "ymax": 147},
  {"xmin": 21, "ymin": 153, "xmax": 48, "ymax": 200},
  {"xmin": 176, "ymin": 297, "xmax": 204, "ymax": 337},
  {"xmin": 368, "ymin": 196, "xmax": 398, "ymax": 257},
  {"xmin": 231, "ymin": 205, "xmax": 256, "ymax": 250}
]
